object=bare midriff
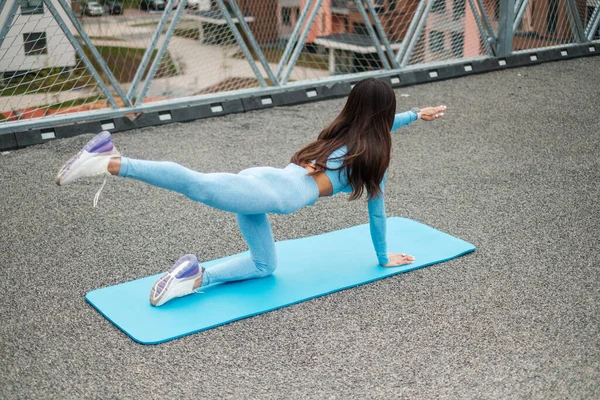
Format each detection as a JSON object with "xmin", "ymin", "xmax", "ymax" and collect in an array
[{"xmin": 303, "ymin": 163, "xmax": 333, "ymax": 197}]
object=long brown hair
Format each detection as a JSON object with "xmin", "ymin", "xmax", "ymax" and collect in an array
[{"xmin": 291, "ymin": 78, "xmax": 396, "ymax": 200}]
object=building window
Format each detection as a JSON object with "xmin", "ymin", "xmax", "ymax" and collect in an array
[
  {"xmin": 452, "ymin": 0, "xmax": 465, "ymax": 21},
  {"xmin": 429, "ymin": 30, "xmax": 445, "ymax": 54},
  {"xmin": 295, "ymin": 7, "xmax": 300, "ymax": 22},
  {"xmin": 23, "ymin": 32, "xmax": 48, "ymax": 56},
  {"xmin": 451, "ymin": 32, "xmax": 464, "ymax": 57},
  {"xmin": 547, "ymin": 0, "xmax": 558, "ymax": 34},
  {"xmin": 389, "ymin": 0, "xmax": 396, "ymax": 11},
  {"xmin": 373, "ymin": 0, "xmax": 385, "ymax": 14},
  {"xmin": 353, "ymin": 22, "xmax": 368, "ymax": 35},
  {"xmin": 432, "ymin": 0, "xmax": 446, "ymax": 13},
  {"xmin": 281, "ymin": 7, "xmax": 292, "ymax": 27},
  {"xmin": 20, "ymin": 0, "xmax": 44, "ymax": 15}
]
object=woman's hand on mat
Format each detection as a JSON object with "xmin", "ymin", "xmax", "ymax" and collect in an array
[
  {"xmin": 419, "ymin": 105, "xmax": 447, "ymax": 121},
  {"xmin": 383, "ymin": 253, "xmax": 415, "ymax": 267}
]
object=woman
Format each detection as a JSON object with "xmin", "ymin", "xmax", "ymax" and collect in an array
[{"xmin": 56, "ymin": 78, "xmax": 446, "ymax": 307}]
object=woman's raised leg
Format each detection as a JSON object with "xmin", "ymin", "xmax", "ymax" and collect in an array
[
  {"xmin": 117, "ymin": 157, "xmax": 288, "ymax": 214},
  {"xmin": 56, "ymin": 132, "xmax": 315, "ymax": 214}
]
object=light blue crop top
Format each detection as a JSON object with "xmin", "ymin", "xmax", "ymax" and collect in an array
[{"xmin": 324, "ymin": 110, "xmax": 417, "ymax": 265}]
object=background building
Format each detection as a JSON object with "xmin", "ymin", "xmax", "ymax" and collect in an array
[{"xmin": 0, "ymin": 0, "xmax": 77, "ymax": 76}]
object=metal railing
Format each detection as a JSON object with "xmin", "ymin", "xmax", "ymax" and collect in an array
[{"xmin": 1, "ymin": 0, "xmax": 599, "ymax": 144}]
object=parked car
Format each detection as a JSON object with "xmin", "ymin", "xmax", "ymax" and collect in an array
[
  {"xmin": 185, "ymin": 0, "xmax": 209, "ymax": 10},
  {"xmin": 139, "ymin": 0, "xmax": 165, "ymax": 11},
  {"xmin": 103, "ymin": 1, "xmax": 123, "ymax": 15},
  {"xmin": 185, "ymin": 0, "xmax": 199, "ymax": 9},
  {"xmin": 82, "ymin": 1, "xmax": 103, "ymax": 16}
]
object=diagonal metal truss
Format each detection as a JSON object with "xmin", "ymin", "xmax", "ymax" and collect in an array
[
  {"xmin": 134, "ymin": 0, "xmax": 189, "ymax": 105},
  {"xmin": 280, "ymin": 0, "xmax": 323, "ymax": 85},
  {"xmin": 51, "ymin": 0, "xmax": 132, "ymax": 107},
  {"xmin": 475, "ymin": 0, "xmax": 497, "ymax": 46},
  {"xmin": 214, "ymin": 0, "xmax": 269, "ymax": 87},
  {"xmin": 276, "ymin": 0, "xmax": 313, "ymax": 80},
  {"xmin": 0, "ymin": 1, "xmax": 21, "ymax": 53},
  {"xmin": 127, "ymin": 0, "xmax": 179, "ymax": 101},
  {"xmin": 513, "ymin": 0, "xmax": 530, "ymax": 31},
  {"xmin": 42, "ymin": 0, "xmax": 120, "ymax": 107},
  {"xmin": 563, "ymin": 0, "xmax": 586, "ymax": 43},
  {"xmin": 395, "ymin": 0, "xmax": 429, "ymax": 65},
  {"xmin": 363, "ymin": 0, "xmax": 401, "ymax": 69},
  {"xmin": 226, "ymin": 0, "xmax": 279, "ymax": 86},
  {"xmin": 354, "ymin": 0, "xmax": 391, "ymax": 70},
  {"xmin": 467, "ymin": 0, "xmax": 496, "ymax": 56},
  {"xmin": 586, "ymin": 2, "xmax": 600, "ymax": 40}
]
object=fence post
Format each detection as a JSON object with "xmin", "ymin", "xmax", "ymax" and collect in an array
[
  {"xmin": 586, "ymin": 3, "xmax": 600, "ymax": 40},
  {"xmin": 467, "ymin": 0, "xmax": 495, "ymax": 56},
  {"xmin": 563, "ymin": 0, "xmax": 586, "ymax": 43},
  {"xmin": 497, "ymin": 0, "xmax": 515, "ymax": 56}
]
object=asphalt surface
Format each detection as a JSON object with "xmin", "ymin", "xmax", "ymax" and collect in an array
[{"xmin": 1, "ymin": 56, "xmax": 599, "ymax": 399}]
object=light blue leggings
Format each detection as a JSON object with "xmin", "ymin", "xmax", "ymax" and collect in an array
[{"xmin": 118, "ymin": 157, "xmax": 320, "ymax": 286}]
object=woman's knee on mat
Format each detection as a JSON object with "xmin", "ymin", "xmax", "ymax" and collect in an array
[{"xmin": 253, "ymin": 257, "xmax": 277, "ymax": 277}]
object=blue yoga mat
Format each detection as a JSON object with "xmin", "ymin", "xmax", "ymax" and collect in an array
[{"xmin": 86, "ymin": 217, "xmax": 475, "ymax": 344}]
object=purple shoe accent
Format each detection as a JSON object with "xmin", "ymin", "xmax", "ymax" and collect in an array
[
  {"xmin": 56, "ymin": 131, "xmax": 114, "ymax": 181},
  {"xmin": 168, "ymin": 254, "xmax": 198, "ymax": 277},
  {"xmin": 174, "ymin": 254, "xmax": 199, "ymax": 278},
  {"xmin": 177, "ymin": 264, "xmax": 199, "ymax": 279},
  {"xmin": 84, "ymin": 131, "xmax": 112, "ymax": 153},
  {"xmin": 155, "ymin": 276, "xmax": 171, "ymax": 295},
  {"xmin": 91, "ymin": 140, "xmax": 114, "ymax": 154}
]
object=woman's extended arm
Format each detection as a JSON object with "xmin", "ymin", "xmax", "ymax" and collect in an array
[
  {"xmin": 391, "ymin": 111, "xmax": 419, "ymax": 131},
  {"xmin": 368, "ymin": 105, "xmax": 447, "ymax": 266},
  {"xmin": 392, "ymin": 105, "xmax": 448, "ymax": 131}
]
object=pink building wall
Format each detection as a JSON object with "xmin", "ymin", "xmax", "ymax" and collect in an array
[{"xmin": 299, "ymin": 0, "xmax": 334, "ymax": 43}]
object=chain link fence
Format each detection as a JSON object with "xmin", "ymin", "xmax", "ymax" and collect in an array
[{"xmin": 1, "ymin": 0, "xmax": 599, "ymax": 136}]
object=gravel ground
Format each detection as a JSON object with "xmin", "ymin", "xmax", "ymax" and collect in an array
[{"xmin": 1, "ymin": 56, "xmax": 599, "ymax": 399}]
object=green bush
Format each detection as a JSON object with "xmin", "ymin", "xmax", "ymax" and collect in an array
[
  {"xmin": 0, "ymin": 45, "xmax": 179, "ymax": 97},
  {"xmin": 87, "ymin": 45, "xmax": 179, "ymax": 83}
]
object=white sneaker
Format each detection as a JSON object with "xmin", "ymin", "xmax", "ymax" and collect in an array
[
  {"xmin": 55, "ymin": 131, "xmax": 119, "ymax": 186},
  {"xmin": 149, "ymin": 254, "xmax": 205, "ymax": 307}
]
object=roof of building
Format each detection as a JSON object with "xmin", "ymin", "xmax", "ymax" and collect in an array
[
  {"xmin": 187, "ymin": 10, "xmax": 254, "ymax": 25},
  {"xmin": 314, "ymin": 33, "xmax": 402, "ymax": 54}
]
